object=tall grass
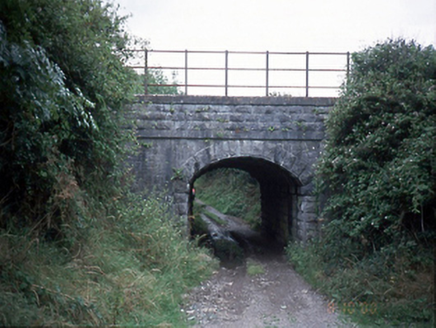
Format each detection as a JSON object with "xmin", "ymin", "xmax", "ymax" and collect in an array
[
  {"xmin": 286, "ymin": 241, "xmax": 434, "ymax": 327},
  {"xmin": 0, "ymin": 193, "xmax": 217, "ymax": 326}
]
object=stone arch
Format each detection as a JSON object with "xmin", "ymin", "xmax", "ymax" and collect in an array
[
  {"xmin": 173, "ymin": 142, "xmax": 318, "ymax": 244},
  {"xmin": 179, "ymin": 141, "xmax": 313, "ymax": 186}
]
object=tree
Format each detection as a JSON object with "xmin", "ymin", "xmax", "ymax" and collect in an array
[
  {"xmin": 132, "ymin": 69, "xmax": 181, "ymax": 95},
  {"xmin": 316, "ymin": 39, "xmax": 436, "ymax": 257},
  {"xmin": 0, "ymin": 0, "xmax": 137, "ymax": 235}
]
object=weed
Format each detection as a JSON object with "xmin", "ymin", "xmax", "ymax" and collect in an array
[
  {"xmin": 212, "ymin": 239, "xmax": 244, "ymax": 265},
  {"xmin": 0, "ymin": 193, "xmax": 218, "ymax": 327},
  {"xmin": 246, "ymin": 258, "xmax": 265, "ymax": 276},
  {"xmin": 268, "ymin": 91, "xmax": 292, "ymax": 97},
  {"xmin": 195, "ymin": 106, "xmax": 210, "ymax": 112},
  {"xmin": 139, "ymin": 141, "xmax": 153, "ymax": 148},
  {"xmin": 286, "ymin": 241, "xmax": 435, "ymax": 327},
  {"xmin": 171, "ymin": 167, "xmax": 185, "ymax": 181},
  {"xmin": 295, "ymin": 120, "xmax": 307, "ymax": 131}
]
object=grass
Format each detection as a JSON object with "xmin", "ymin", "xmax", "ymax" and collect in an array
[
  {"xmin": 194, "ymin": 168, "xmax": 261, "ymax": 230},
  {"xmin": 246, "ymin": 258, "xmax": 265, "ymax": 276},
  {"xmin": 286, "ymin": 241, "xmax": 435, "ymax": 327},
  {"xmin": 0, "ymin": 193, "xmax": 218, "ymax": 327},
  {"xmin": 203, "ymin": 209, "xmax": 226, "ymax": 226}
]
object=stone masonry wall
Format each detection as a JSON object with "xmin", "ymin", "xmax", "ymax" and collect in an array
[{"xmin": 127, "ymin": 95, "xmax": 335, "ymax": 242}]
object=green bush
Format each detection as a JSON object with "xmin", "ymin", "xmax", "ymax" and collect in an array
[
  {"xmin": 0, "ymin": 0, "xmax": 179, "ymax": 236},
  {"xmin": 290, "ymin": 39, "xmax": 436, "ymax": 326},
  {"xmin": 132, "ymin": 70, "xmax": 181, "ymax": 95},
  {"xmin": 0, "ymin": 0, "xmax": 138, "ymax": 237},
  {"xmin": 317, "ymin": 39, "xmax": 436, "ymax": 254},
  {"xmin": 0, "ymin": 1, "xmax": 214, "ymax": 326}
]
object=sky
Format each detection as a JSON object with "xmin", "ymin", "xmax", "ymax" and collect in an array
[{"xmin": 111, "ymin": 0, "xmax": 436, "ymax": 96}]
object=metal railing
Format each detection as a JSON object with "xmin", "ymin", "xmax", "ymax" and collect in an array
[{"xmin": 127, "ymin": 49, "xmax": 350, "ymax": 97}]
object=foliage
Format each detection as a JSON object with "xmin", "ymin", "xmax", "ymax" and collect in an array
[
  {"xmin": 304, "ymin": 39, "xmax": 436, "ymax": 325},
  {"xmin": 317, "ymin": 39, "xmax": 436, "ymax": 253},
  {"xmin": 131, "ymin": 69, "xmax": 181, "ymax": 95},
  {"xmin": 148, "ymin": 70, "xmax": 181, "ymax": 95},
  {"xmin": 194, "ymin": 168, "xmax": 261, "ymax": 230},
  {"xmin": 0, "ymin": 193, "xmax": 217, "ymax": 326},
  {"xmin": 287, "ymin": 241, "xmax": 434, "ymax": 326},
  {"xmin": 0, "ymin": 0, "xmax": 138, "ymax": 236},
  {"xmin": 0, "ymin": 0, "xmax": 215, "ymax": 326},
  {"xmin": 246, "ymin": 258, "xmax": 265, "ymax": 276}
]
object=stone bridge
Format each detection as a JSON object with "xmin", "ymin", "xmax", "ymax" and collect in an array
[{"xmin": 128, "ymin": 95, "xmax": 335, "ymax": 245}]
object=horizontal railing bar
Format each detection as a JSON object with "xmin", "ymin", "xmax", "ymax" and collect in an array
[
  {"xmin": 127, "ymin": 49, "xmax": 349, "ymax": 56},
  {"xmin": 143, "ymin": 66, "xmax": 347, "ymax": 72},
  {"xmin": 127, "ymin": 48, "xmax": 350, "ymax": 96},
  {"xmin": 148, "ymin": 83, "xmax": 341, "ymax": 89}
]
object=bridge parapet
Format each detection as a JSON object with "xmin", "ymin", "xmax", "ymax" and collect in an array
[{"xmin": 132, "ymin": 95, "xmax": 335, "ymax": 141}]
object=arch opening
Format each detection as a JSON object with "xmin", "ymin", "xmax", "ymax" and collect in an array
[{"xmin": 188, "ymin": 156, "xmax": 301, "ymax": 260}]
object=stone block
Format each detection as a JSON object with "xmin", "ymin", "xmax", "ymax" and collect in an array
[
  {"xmin": 126, "ymin": 96, "xmax": 335, "ymax": 242},
  {"xmin": 301, "ymin": 200, "xmax": 317, "ymax": 214}
]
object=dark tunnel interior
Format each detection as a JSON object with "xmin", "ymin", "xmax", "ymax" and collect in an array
[{"xmin": 188, "ymin": 157, "xmax": 301, "ymax": 249}]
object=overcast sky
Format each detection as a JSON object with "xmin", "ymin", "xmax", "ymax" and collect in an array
[
  {"xmin": 115, "ymin": 0, "xmax": 435, "ymax": 51},
  {"xmin": 112, "ymin": 0, "xmax": 436, "ymax": 96}
]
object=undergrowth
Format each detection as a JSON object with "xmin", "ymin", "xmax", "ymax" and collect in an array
[
  {"xmin": 287, "ymin": 40, "xmax": 436, "ymax": 327},
  {"xmin": 0, "ymin": 1, "xmax": 216, "ymax": 326},
  {"xmin": 194, "ymin": 168, "xmax": 261, "ymax": 230},
  {"xmin": 0, "ymin": 193, "xmax": 217, "ymax": 326},
  {"xmin": 287, "ymin": 240, "xmax": 434, "ymax": 327},
  {"xmin": 246, "ymin": 258, "xmax": 265, "ymax": 276}
]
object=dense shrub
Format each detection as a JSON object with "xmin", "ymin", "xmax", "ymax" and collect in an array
[
  {"xmin": 0, "ymin": 0, "xmax": 179, "ymax": 235},
  {"xmin": 0, "ymin": 1, "xmax": 213, "ymax": 326},
  {"xmin": 0, "ymin": 0, "xmax": 138, "ymax": 236},
  {"xmin": 302, "ymin": 39, "xmax": 436, "ymax": 325},
  {"xmin": 317, "ymin": 39, "xmax": 436, "ymax": 257}
]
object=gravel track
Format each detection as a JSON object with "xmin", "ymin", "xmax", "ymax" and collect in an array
[{"xmin": 184, "ymin": 202, "xmax": 356, "ymax": 327}]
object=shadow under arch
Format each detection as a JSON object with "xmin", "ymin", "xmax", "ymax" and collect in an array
[{"xmin": 188, "ymin": 156, "xmax": 302, "ymax": 248}]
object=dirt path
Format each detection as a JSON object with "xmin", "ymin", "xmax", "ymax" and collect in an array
[{"xmin": 184, "ymin": 201, "xmax": 355, "ymax": 327}]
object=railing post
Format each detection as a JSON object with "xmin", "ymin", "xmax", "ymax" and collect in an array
[
  {"xmin": 266, "ymin": 51, "xmax": 269, "ymax": 96},
  {"xmin": 184, "ymin": 49, "xmax": 188, "ymax": 95},
  {"xmin": 144, "ymin": 49, "xmax": 148, "ymax": 95},
  {"xmin": 225, "ymin": 50, "xmax": 229, "ymax": 96},
  {"xmin": 134, "ymin": 49, "xmax": 349, "ymax": 96},
  {"xmin": 305, "ymin": 51, "xmax": 309, "ymax": 97}
]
